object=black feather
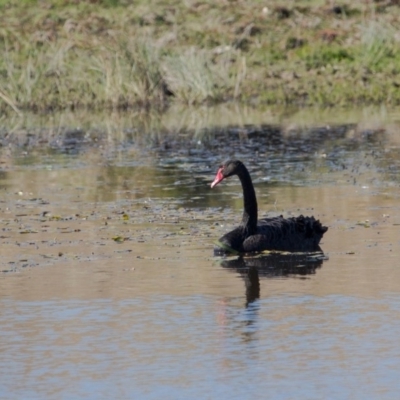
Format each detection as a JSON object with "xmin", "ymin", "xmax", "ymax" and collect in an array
[{"xmin": 211, "ymin": 160, "xmax": 328, "ymax": 254}]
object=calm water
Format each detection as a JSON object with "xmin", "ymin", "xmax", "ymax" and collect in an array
[{"xmin": 1, "ymin": 112, "xmax": 400, "ymax": 399}]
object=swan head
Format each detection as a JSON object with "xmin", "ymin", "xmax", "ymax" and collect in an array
[{"xmin": 211, "ymin": 160, "xmax": 244, "ymax": 188}]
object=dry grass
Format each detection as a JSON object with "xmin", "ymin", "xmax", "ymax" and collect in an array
[{"xmin": 1, "ymin": 0, "xmax": 400, "ymax": 114}]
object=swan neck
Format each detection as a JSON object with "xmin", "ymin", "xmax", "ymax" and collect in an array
[{"xmin": 237, "ymin": 167, "xmax": 258, "ymax": 233}]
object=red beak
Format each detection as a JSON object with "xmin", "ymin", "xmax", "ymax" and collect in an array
[{"xmin": 211, "ymin": 168, "xmax": 224, "ymax": 188}]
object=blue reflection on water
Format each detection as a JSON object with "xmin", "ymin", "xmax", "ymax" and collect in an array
[{"xmin": 0, "ymin": 295, "xmax": 399, "ymax": 400}]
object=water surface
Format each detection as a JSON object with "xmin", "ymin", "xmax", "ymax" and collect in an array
[{"xmin": 1, "ymin": 109, "xmax": 400, "ymax": 399}]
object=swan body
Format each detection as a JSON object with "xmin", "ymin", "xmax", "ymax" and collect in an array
[{"xmin": 211, "ymin": 160, "xmax": 327, "ymax": 254}]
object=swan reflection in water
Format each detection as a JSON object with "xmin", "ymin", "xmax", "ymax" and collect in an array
[{"xmin": 220, "ymin": 251, "xmax": 327, "ymax": 305}]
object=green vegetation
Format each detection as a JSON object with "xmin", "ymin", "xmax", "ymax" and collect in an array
[{"xmin": 2, "ymin": 0, "xmax": 400, "ymax": 114}]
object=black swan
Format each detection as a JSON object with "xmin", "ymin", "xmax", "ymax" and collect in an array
[{"xmin": 211, "ymin": 160, "xmax": 328, "ymax": 254}]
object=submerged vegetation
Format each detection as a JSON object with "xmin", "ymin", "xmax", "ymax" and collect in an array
[{"xmin": 1, "ymin": 0, "xmax": 400, "ymax": 113}]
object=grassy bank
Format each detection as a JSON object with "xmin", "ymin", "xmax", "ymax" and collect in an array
[{"xmin": 1, "ymin": 0, "xmax": 400, "ymax": 114}]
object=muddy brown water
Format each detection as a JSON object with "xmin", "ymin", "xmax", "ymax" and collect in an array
[{"xmin": 1, "ymin": 112, "xmax": 400, "ymax": 399}]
